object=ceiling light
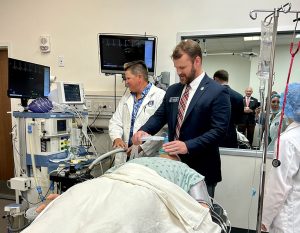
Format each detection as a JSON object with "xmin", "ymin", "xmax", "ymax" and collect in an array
[
  {"xmin": 244, "ymin": 36, "xmax": 261, "ymax": 41},
  {"xmin": 206, "ymin": 52, "xmax": 258, "ymax": 58}
]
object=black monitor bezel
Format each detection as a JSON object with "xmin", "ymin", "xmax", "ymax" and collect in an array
[
  {"xmin": 7, "ymin": 58, "xmax": 50, "ymax": 107},
  {"xmin": 98, "ymin": 33, "xmax": 157, "ymax": 75}
]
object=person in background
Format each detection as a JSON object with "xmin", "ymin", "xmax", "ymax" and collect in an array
[
  {"xmin": 132, "ymin": 39, "xmax": 231, "ymax": 198},
  {"xmin": 109, "ymin": 60, "xmax": 165, "ymax": 160},
  {"xmin": 264, "ymin": 90, "xmax": 279, "ymax": 112},
  {"xmin": 262, "ymin": 82, "xmax": 300, "ymax": 233},
  {"xmin": 238, "ymin": 87, "xmax": 260, "ymax": 148},
  {"xmin": 260, "ymin": 93, "xmax": 288, "ymax": 151},
  {"xmin": 256, "ymin": 91, "xmax": 279, "ymax": 124},
  {"xmin": 213, "ymin": 69, "xmax": 244, "ymax": 148}
]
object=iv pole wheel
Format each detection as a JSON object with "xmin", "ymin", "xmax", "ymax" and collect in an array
[{"xmin": 272, "ymin": 159, "xmax": 281, "ymax": 167}]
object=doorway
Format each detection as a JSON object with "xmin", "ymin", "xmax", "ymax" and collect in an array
[{"xmin": 0, "ymin": 48, "xmax": 14, "ymax": 181}]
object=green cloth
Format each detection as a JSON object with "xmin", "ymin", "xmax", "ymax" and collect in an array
[{"xmin": 107, "ymin": 157, "xmax": 204, "ymax": 193}]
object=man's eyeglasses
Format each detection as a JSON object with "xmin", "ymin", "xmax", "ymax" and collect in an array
[{"xmin": 123, "ymin": 60, "xmax": 148, "ymax": 71}]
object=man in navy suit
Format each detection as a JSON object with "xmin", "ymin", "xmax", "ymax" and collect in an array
[
  {"xmin": 213, "ymin": 70, "xmax": 244, "ymax": 148},
  {"xmin": 237, "ymin": 87, "xmax": 260, "ymax": 147},
  {"xmin": 132, "ymin": 40, "xmax": 231, "ymax": 197}
]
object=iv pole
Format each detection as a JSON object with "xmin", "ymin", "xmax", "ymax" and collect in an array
[{"xmin": 249, "ymin": 3, "xmax": 300, "ymax": 233}]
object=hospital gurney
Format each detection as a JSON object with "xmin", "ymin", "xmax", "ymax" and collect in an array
[{"xmin": 21, "ymin": 150, "xmax": 230, "ymax": 233}]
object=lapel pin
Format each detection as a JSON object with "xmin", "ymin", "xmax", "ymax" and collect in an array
[
  {"xmin": 148, "ymin": 100, "xmax": 154, "ymax": 107},
  {"xmin": 200, "ymin": 87, "xmax": 204, "ymax": 91}
]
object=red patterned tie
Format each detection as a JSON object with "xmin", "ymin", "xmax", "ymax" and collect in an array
[
  {"xmin": 175, "ymin": 85, "xmax": 191, "ymax": 140},
  {"xmin": 246, "ymin": 97, "xmax": 250, "ymax": 107}
]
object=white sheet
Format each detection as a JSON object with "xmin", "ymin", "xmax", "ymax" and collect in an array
[{"xmin": 22, "ymin": 163, "xmax": 221, "ymax": 233}]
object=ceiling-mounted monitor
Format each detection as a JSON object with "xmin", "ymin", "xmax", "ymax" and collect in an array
[{"xmin": 99, "ymin": 34, "xmax": 157, "ymax": 75}]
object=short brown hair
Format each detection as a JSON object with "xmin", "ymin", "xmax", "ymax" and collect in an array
[
  {"xmin": 124, "ymin": 60, "xmax": 148, "ymax": 80},
  {"xmin": 171, "ymin": 39, "xmax": 202, "ymax": 61}
]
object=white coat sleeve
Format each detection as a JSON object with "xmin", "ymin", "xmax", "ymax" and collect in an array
[
  {"xmin": 262, "ymin": 138, "xmax": 299, "ymax": 230},
  {"xmin": 109, "ymin": 97, "xmax": 125, "ymax": 142}
]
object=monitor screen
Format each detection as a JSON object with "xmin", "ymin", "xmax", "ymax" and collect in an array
[
  {"xmin": 99, "ymin": 34, "xmax": 157, "ymax": 75},
  {"xmin": 63, "ymin": 83, "xmax": 82, "ymax": 103},
  {"xmin": 55, "ymin": 82, "xmax": 84, "ymax": 105},
  {"xmin": 7, "ymin": 58, "xmax": 50, "ymax": 103}
]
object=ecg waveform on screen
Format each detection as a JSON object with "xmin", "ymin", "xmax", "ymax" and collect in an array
[
  {"xmin": 102, "ymin": 39, "xmax": 144, "ymax": 48},
  {"xmin": 10, "ymin": 59, "xmax": 44, "ymax": 74}
]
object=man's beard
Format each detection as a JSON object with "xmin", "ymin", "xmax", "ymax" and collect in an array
[{"xmin": 180, "ymin": 66, "xmax": 196, "ymax": 85}]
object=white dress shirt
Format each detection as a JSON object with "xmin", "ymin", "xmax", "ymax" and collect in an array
[{"xmin": 181, "ymin": 71, "xmax": 205, "ymax": 118}]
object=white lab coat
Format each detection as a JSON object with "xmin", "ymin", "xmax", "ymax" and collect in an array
[
  {"xmin": 109, "ymin": 84, "xmax": 165, "ymax": 156},
  {"xmin": 268, "ymin": 112, "xmax": 288, "ymax": 151},
  {"xmin": 262, "ymin": 121, "xmax": 300, "ymax": 233},
  {"xmin": 260, "ymin": 112, "xmax": 289, "ymax": 151}
]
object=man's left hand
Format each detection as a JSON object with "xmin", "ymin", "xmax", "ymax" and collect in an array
[{"xmin": 163, "ymin": 140, "xmax": 188, "ymax": 155}]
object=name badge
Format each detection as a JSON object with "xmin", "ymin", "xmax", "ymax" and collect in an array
[
  {"xmin": 147, "ymin": 100, "xmax": 154, "ymax": 107},
  {"xmin": 169, "ymin": 97, "xmax": 179, "ymax": 103}
]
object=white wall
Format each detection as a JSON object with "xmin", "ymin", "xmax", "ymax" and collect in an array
[
  {"xmin": 250, "ymin": 44, "xmax": 300, "ymax": 100},
  {"xmin": 204, "ymin": 55, "xmax": 251, "ymax": 94},
  {"xmin": 1, "ymin": 0, "xmax": 299, "ymax": 95},
  {"xmin": 216, "ymin": 154, "xmax": 273, "ymax": 230}
]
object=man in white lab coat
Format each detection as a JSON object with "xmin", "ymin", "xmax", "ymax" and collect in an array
[
  {"xmin": 109, "ymin": 60, "xmax": 165, "ymax": 158},
  {"xmin": 262, "ymin": 83, "xmax": 300, "ymax": 233}
]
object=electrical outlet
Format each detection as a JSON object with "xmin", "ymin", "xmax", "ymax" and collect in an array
[
  {"xmin": 85, "ymin": 100, "xmax": 92, "ymax": 110},
  {"xmin": 58, "ymin": 56, "xmax": 64, "ymax": 67},
  {"xmin": 92, "ymin": 101, "xmax": 106, "ymax": 111},
  {"xmin": 91, "ymin": 102, "xmax": 100, "ymax": 112}
]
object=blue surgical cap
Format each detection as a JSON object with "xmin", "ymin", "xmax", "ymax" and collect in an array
[
  {"xmin": 280, "ymin": 83, "xmax": 300, "ymax": 122},
  {"xmin": 271, "ymin": 93, "xmax": 280, "ymax": 100}
]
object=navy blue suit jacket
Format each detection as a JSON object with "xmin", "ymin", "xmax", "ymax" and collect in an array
[
  {"xmin": 140, "ymin": 74, "xmax": 231, "ymax": 185},
  {"xmin": 220, "ymin": 85, "xmax": 244, "ymax": 148}
]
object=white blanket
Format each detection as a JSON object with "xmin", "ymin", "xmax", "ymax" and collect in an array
[{"xmin": 22, "ymin": 163, "xmax": 221, "ymax": 233}]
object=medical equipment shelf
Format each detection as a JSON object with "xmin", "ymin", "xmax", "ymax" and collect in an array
[{"xmin": 13, "ymin": 111, "xmax": 88, "ymax": 119}]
